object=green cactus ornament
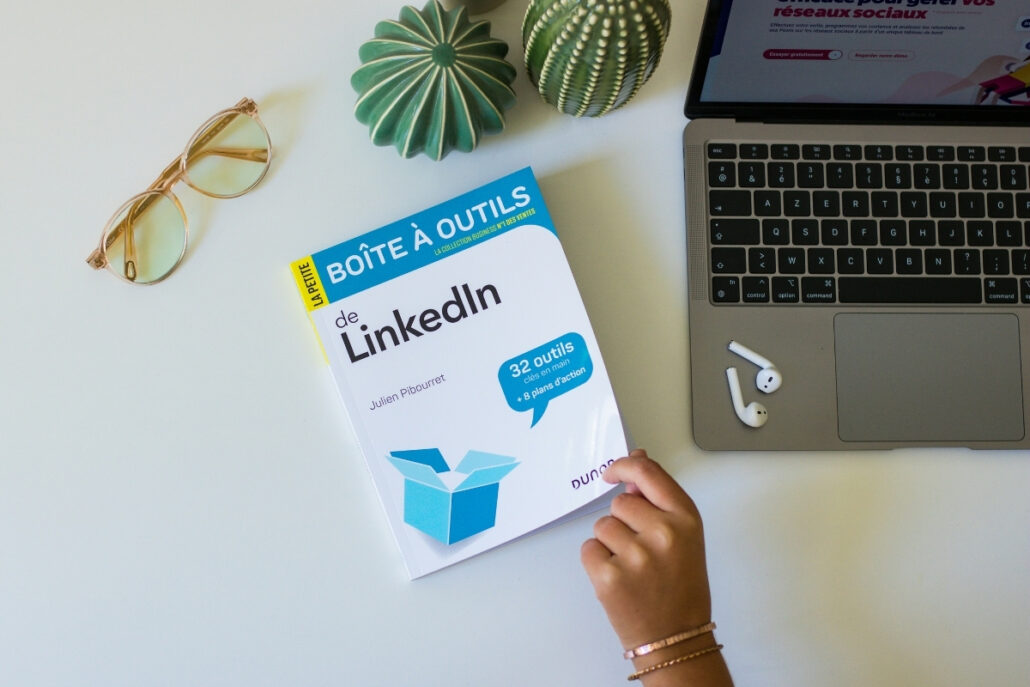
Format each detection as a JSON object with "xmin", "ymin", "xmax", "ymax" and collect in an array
[
  {"xmin": 522, "ymin": 0, "xmax": 671, "ymax": 117},
  {"xmin": 352, "ymin": 0, "xmax": 517, "ymax": 161}
]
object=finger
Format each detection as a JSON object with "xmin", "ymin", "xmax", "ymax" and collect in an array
[
  {"xmin": 609, "ymin": 491, "xmax": 663, "ymax": 533},
  {"xmin": 618, "ymin": 449, "xmax": 649, "ymax": 495},
  {"xmin": 580, "ymin": 537, "xmax": 612, "ymax": 571},
  {"xmin": 603, "ymin": 454, "xmax": 693, "ymax": 514},
  {"xmin": 592, "ymin": 513, "xmax": 637, "ymax": 555}
]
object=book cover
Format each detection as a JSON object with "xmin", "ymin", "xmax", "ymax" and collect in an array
[{"xmin": 290, "ymin": 167, "xmax": 627, "ymax": 578}]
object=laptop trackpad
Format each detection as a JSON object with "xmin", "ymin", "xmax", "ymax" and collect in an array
[{"xmin": 834, "ymin": 313, "xmax": 1025, "ymax": 442}]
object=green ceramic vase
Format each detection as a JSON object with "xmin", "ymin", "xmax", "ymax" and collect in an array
[
  {"xmin": 352, "ymin": 0, "xmax": 517, "ymax": 161},
  {"xmin": 522, "ymin": 0, "xmax": 671, "ymax": 117}
]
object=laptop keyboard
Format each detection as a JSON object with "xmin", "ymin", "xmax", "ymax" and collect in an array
[{"xmin": 705, "ymin": 142, "xmax": 1030, "ymax": 305}]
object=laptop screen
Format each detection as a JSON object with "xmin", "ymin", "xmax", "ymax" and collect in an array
[{"xmin": 685, "ymin": 0, "xmax": 1030, "ymax": 123}]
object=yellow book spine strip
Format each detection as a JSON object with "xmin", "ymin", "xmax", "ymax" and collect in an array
[{"xmin": 291, "ymin": 256, "xmax": 328, "ymax": 312}]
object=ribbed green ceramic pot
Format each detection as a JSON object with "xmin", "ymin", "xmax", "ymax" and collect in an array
[
  {"xmin": 352, "ymin": 0, "xmax": 517, "ymax": 160},
  {"xmin": 523, "ymin": 0, "xmax": 671, "ymax": 117}
]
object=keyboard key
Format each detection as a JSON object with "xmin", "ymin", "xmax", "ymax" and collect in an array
[
  {"xmin": 914, "ymin": 164, "xmax": 941, "ymax": 189},
  {"xmin": 709, "ymin": 190, "xmax": 751, "ymax": 215},
  {"xmin": 909, "ymin": 220, "xmax": 936, "ymax": 245},
  {"xmin": 784, "ymin": 190, "xmax": 811, "ymax": 216},
  {"xmin": 754, "ymin": 190, "xmax": 782, "ymax": 216},
  {"xmin": 896, "ymin": 249, "xmax": 923, "ymax": 274},
  {"xmin": 778, "ymin": 248, "xmax": 806, "ymax": 273},
  {"xmin": 807, "ymin": 249, "xmax": 835, "ymax": 274},
  {"xmin": 833, "ymin": 144, "xmax": 862, "ymax": 160},
  {"xmin": 927, "ymin": 146, "xmax": 956, "ymax": 162},
  {"xmin": 763, "ymin": 218, "xmax": 790, "ymax": 244},
  {"xmin": 988, "ymin": 147, "xmax": 1017, "ymax": 163},
  {"xmin": 1001, "ymin": 165, "xmax": 1027, "ymax": 190},
  {"xmin": 871, "ymin": 192, "xmax": 899, "ymax": 217},
  {"xmin": 895, "ymin": 145, "xmax": 924, "ymax": 161},
  {"xmin": 821, "ymin": 219, "xmax": 848, "ymax": 245},
  {"xmin": 772, "ymin": 276, "xmax": 800, "ymax": 303},
  {"xmin": 856, "ymin": 163, "xmax": 883, "ymax": 189},
  {"xmin": 984, "ymin": 250, "xmax": 1010, "ymax": 275},
  {"xmin": 885, "ymin": 163, "xmax": 912, "ymax": 189},
  {"xmin": 925, "ymin": 249, "xmax": 952, "ymax": 274},
  {"xmin": 842, "ymin": 191, "xmax": 870, "ymax": 217},
  {"xmin": 879, "ymin": 219, "xmax": 906, "ymax": 245},
  {"xmin": 850, "ymin": 219, "xmax": 877, "ymax": 245},
  {"xmin": 865, "ymin": 144, "xmax": 893, "ymax": 161},
  {"xmin": 900, "ymin": 192, "xmax": 928, "ymax": 218},
  {"xmin": 867, "ymin": 249, "xmax": 894, "ymax": 274},
  {"xmin": 1016, "ymin": 251, "xmax": 1030, "ymax": 275},
  {"xmin": 749, "ymin": 247, "xmax": 776, "ymax": 273},
  {"xmin": 997, "ymin": 221, "xmax": 1023, "ymax": 246},
  {"xmin": 738, "ymin": 162, "xmax": 765, "ymax": 187},
  {"xmin": 767, "ymin": 162, "xmax": 795, "ymax": 188},
  {"xmin": 797, "ymin": 162, "xmax": 825, "ymax": 188},
  {"xmin": 943, "ymin": 165, "xmax": 970, "ymax": 189},
  {"xmin": 791, "ymin": 219, "xmax": 818, "ymax": 245},
  {"xmin": 955, "ymin": 249, "xmax": 981, "ymax": 274},
  {"xmin": 710, "ymin": 218, "xmax": 760, "ymax": 244},
  {"xmin": 802, "ymin": 277, "xmax": 836, "ymax": 302},
  {"xmin": 958, "ymin": 146, "xmax": 986, "ymax": 162},
  {"xmin": 985, "ymin": 278, "xmax": 1018, "ymax": 303},
  {"xmin": 742, "ymin": 276, "xmax": 770, "ymax": 302},
  {"xmin": 966, "ymin": 221, "xmax": 992, "ymax": 246},
  {"xmin": 826, "ymin": 163, "xmax": 854, "ymax": 188},
  {"xmin": 739, "ymin": 143, "xmax": 769, "ymax": 159},
  {"xmin": 771, "ymin": 144, "xmax": 800, "ymax": 160},
  {"xmin": 813, "ymin": 191, "xmax": 840, "ymax": 216},
  {"xmin": 711, "ymin": 247, "xmax": 747, "ymax": 273},
  {"xmin": 707, "ymin": 143, "xmax": 736, "ymax": 159},
  {"xmin": 837, "ymin": 248, "xmax": 864, "ymax": 274},
  {"xmin": 802, "ymin": 144, "xmax": 831, "ymax": 160},
  {"xmin": 839, "ymin": 277, "xmax": 981, "ymax": 303},
  {"xmin": 938, "ymin": 221, "xmax": 964, "ymax": 245},
  {"xmin": 972, "ymin": 165, "xmax": 998, "ymax": 190},
  {"xmin": 711, "ymin": 276, "xmax": 740, "ymax": 302},
  {"xmin": 958, "ymin": 192, "xmax": 986, "ymax": 218},
  {"xmin": 929, "ymin": 192, "xmax": 957, "ymax": 218},
  {"xmin": 1018, "ymin": 193, "xmax": 1030, "ymax": 218},
  {"xmin": 708, "ymin": 161, "xmax": 736, "ymax": 187},
  {"xmin": 987, "ymin": 192, "xmax": 1015, "ymax": 218}
]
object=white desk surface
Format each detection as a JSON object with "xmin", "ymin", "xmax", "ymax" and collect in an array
[{"xmin": 2, "ymin": 1, "xmax": 1028, "ymax": 685}]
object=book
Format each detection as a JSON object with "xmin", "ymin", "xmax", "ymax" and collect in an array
[{"xmin": 290, "ymin": 167, "xmax": 627, "ymax": 578}]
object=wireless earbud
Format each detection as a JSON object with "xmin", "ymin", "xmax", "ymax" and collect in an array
[
  {"xmin": 726, "ymin": 367, "xmax": 768, "ymax": 428},
  {"xmin": 728, "ymin": 340, "xmax": 782, "ymax": 393}
]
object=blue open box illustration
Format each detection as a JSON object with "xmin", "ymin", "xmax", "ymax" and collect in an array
[{"xmin": 387, "ymin": 449, "xmax": 519, "ymax": 545}]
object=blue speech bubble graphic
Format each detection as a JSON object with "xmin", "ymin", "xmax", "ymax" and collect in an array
[{"xmin": 498, "ymin": 332, "xmax": 594, "ymax": 427}]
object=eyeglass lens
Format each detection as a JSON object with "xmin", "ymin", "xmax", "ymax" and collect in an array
[
  {"xmin": 102, "ymin": 191, "xmax": 187, "ymax": 284},
  {"xmin": 184, "ymin": 111, "xmax": 271, "ymax": 198}
]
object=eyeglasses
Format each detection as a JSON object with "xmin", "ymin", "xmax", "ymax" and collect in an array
[{"xmin": 86, "ymin": 98, "xmax": 272, "ymax": 284}]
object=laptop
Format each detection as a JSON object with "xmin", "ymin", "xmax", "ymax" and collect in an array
[{"xmin": 683, "ymin": 0, "xmax": 1030, "ymax": 450}]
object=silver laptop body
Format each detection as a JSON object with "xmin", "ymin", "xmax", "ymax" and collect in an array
[{"xmin": 684, "ymin": 0, "xmax": 1030, "ymax": 450}]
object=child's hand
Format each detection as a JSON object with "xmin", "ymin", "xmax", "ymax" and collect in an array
[{"xmin": 581, "ymin": 450, "xmax": 713, "ymax": 651}]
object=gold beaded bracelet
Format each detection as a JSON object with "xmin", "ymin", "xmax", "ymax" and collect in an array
[
  {"xmin": 623, "ymin": 622, "xmax": 717, "ymax": 659},
  {"xmin": 627, "ymin": 644, "xmax": 724, "ymax": 681}
]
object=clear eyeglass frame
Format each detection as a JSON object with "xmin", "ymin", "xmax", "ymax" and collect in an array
[{"xmin": 86, "ymin": 97, "xmax": 272, "ymax": 285}]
